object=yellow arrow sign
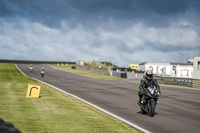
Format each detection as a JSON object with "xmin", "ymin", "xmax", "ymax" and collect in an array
[{"xmin": 26, "ymin": 84, "xmax": 41, "ymax": 98}]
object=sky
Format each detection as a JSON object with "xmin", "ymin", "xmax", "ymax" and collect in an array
[{"xmin": 0, "ymin": 0, "xmax": 200, "ymax": 67}]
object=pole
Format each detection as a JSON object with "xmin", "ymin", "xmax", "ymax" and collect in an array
[
  {"xmin": 191, "ymin": 47, "xmax": 193, "ymax": 59},
  {"xmin": 184, "ymin": 48, "xmax": 186, "ymax": 63}
]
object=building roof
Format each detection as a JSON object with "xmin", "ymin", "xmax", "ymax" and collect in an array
[
  {"xmin": 139, "ymin": 62, "xmax": 170, "ymax": 65},
  {"xmin": 139, "ymin": 62, "xmax": 194, "ymax": 66},
  {"xmin": 170, "ymin": 62, "xmax": 193, "ymax": 65},
  {"xmin": 139, "ymin": 62, "xmax": 146, "ymax": 65}
]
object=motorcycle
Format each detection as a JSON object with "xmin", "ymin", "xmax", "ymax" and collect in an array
[
  {"xmin": 40, "ymin": 70, "xmax": 45, "ymax": 77},
  {"xmin": 29, "ymin": 67, "xmax": 33, "ymax": 73},
  {"xmin": 138, "ymin": 85, "xmax": 160, "ymax": 117}
]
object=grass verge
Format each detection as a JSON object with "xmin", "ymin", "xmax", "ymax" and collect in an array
[
  {"xmin": 0, "ymin": 63, "xmax": 140, "ymax": 133},
  {"xmin": 53, "ymin": 65, "xmax": 122, "ymax": 79},
  {"xmin": 131, "ymin": 80, "xmax": 200, "ymax": 89}
]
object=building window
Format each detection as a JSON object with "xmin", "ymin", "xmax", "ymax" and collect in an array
[
  {"xmin": 198, "ymin": 61, "xmax": 200, "ymax": 70},
  {"xmin": 173, "ymin": 66, "xmax": 176, "ymax": 70}
]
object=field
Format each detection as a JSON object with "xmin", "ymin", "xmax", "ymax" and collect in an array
[{"xmin": 0, "ymin": 63, "xmax": 140, "ymax": 133}]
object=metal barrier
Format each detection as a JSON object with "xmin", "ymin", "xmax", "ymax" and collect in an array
[
  {"xmin": 112, "ymin": 71, "xmax": 127, "ymax": 78},
  {"xmin": 192, "ymin": 79, "xmax": 200, "ymax": 88},
  {"xmin": 155, "ymin": 76, "xmax": 200, "ymax": 88}
]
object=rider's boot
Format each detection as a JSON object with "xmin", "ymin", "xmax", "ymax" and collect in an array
[{"xmin": 137, "ymin": 97, "xmax": 142, "ymax": 106}]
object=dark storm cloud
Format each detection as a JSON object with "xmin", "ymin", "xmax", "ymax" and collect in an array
[{"xmin": 1, "ymin": 0, "xmax": 200, "ymax": 27}]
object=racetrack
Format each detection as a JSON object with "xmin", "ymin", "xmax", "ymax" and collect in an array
[{"xmin": 17, "ymin": 64, "xmax": 200, "ymax": 133}]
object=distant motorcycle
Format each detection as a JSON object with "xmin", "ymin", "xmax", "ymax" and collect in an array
[
  {"xmin": 138, "ymin": 85, "xmax": 160, "ymax": 117},
  {"xmin": 29, "ymin": 67, "xmax": 33, "ymax": 73},
  {"xmin": 40, "ymin": 70, "xmax": 45, "ymax": 77}
]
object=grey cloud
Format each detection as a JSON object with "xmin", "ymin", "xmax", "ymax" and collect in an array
[
  {"xmin": 1, "ymin": 0, "xmax": 200, "ymax": 66},
  {"xmin": 1, "ymin": 0, "xmax": 200, "ymax": 28},
  {"xmin": 0, "ymin": 0, "xmax": 20, "ymax": 16}
]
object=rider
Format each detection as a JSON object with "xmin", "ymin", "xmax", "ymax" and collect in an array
[
  {"xmin": 40, "ymin": 67, "xmax": 45, "ymax": 76},
  {"xmin": 138, "ymin": 70, "xmax": 160, "ymax": 106},
  {"xmin": 41, "ymin": 67, "xmax": 45, "ymax": 72},
  {"xmin": 29, "ymin": 64, "xmax": 33, "ymax": 70}
]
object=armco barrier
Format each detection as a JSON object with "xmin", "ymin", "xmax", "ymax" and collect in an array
[
  {"xmin": 155, "ymin": 76, "xmax": 200, "ymax": 88},
  {"xmin": 192, "ymin": 79, "xmax": 200, "ymax": 88},
  {"xmin": 112, "ymin": 71, "xmax": 127, "ymax": 78}
]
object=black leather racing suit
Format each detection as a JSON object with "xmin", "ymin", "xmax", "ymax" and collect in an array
[{"xmin": 138, "ymin": 76, "xmax": 160, "ymax": 104}]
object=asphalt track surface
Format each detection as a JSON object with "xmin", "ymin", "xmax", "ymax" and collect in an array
[{"xmin": 17, "ymin": 64, "xmax": 200, "ymax": 133}]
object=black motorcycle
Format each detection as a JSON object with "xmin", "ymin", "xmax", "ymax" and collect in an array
[{"xmin": 138, "ymin": 85, "xmax": 160, "ymax": 117}]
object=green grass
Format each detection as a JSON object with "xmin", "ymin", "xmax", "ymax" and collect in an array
[
  {"xmin": 0, "ymin": 63, "xmax": 140, "ymax": 133},
  {"xmin": 84, "ymin": 61, "xmax": 118, "ymax": 68},
  {"xmin": 53, "ymin": 65, "xmax": 122, "ymax": 79}
]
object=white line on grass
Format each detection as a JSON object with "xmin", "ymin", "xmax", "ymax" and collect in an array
[{"xmin": 15, "ymin": 64, "xmax": 151, "ymax": 133}]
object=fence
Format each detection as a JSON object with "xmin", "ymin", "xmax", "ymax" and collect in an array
[
  {"xmin": 155, "ymin": 76, "xmax": 200, "ymax": 88},
  {"xmin": 192, "ymin": 79, "xmax": 200, "ymax": 88}
]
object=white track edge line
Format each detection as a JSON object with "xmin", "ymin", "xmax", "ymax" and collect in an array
[{"xmin": 15, "ymin": 64, "xmax": 151, "ymax": 133}]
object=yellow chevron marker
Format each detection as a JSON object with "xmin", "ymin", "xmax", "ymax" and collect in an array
[{"xmin": 26, "ymin": 84, "xmax": 41, "ymax": 98}]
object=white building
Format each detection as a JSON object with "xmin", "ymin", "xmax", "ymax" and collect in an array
[
  {"xmin": 139, "ymin": 62, "xmax": 170, "ymax": 75},
  {"xmin": 169, "ymin": 63, "xmax": 193, "ymax": 78},
  {"xmin": 193, "ymin": 57, "xmax": 200, "ymax": 79},
  {"xmin": 139, "ymin": 62, "xmax": 193, "ymax": 78}
]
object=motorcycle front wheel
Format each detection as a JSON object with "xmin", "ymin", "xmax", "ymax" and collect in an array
[{"xmin": 149, "ymin": 100, "xmax": 155, "ymax": 117}]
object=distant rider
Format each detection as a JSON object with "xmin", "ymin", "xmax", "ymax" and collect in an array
[
  {"xmin": 29, "ymin": 64, "xmax": 33, "ymax": 71},
  {"xmin": 138, "ymin": 70, "xmax": 160, "ymax": 105},
  {"xmin": 40, "ymin": 67, "xmax": 45, "ymax": 77},
  {"xmin": 40, "ymin": 67, "xmax": 45, "ymax": 72}
]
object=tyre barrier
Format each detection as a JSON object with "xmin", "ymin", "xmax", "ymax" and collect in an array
[{"xmin": 71, "ymin": 66, "xmax": 76, "ymax": 69}]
